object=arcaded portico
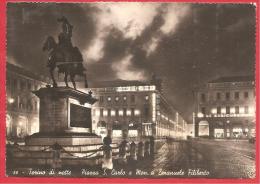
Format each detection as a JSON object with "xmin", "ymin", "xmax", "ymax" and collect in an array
[
  {"xmin": 195, "ymin": 116, "xmax": 255, "ymax": 138},
  {"xmin": 194, "ymin": 76, "xmax": 255, "ymax": 139}
]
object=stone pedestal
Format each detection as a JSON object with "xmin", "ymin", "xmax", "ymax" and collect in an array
[{"xmin": 26, "ymin": 86, "xmax": 102, "ymax": 146}]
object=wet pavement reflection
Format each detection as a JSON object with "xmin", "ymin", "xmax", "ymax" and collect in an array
[{"xmin": 113, "ymin": 139, "xmax": 255, "ymax": 178}]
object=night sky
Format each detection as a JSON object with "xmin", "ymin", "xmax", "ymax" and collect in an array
[{"xmin": 7, "ymin": 3, "xmax": 256, "ymax": 122}]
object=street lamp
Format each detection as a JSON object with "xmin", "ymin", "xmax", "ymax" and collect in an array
[{"xmin": 8, "ymin": 97, "xmax": 14, "ymax": 104}]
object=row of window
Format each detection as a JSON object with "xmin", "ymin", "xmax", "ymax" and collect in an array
[
  {"xmin": 7, "ymin": 96, "xmax": 38, "ymax": 112},
  {"xmin": 7, "ymin": 77, "xmax": 42, "ymax": 92},
  {"xmin": 99, "ymin": 95, "xmax": 149, "ymax": 103},
  {"xmin": 93, "ymin": 108, "xmax": 144, "ymax": 117},
  {"xmin": 200, "ymin": 91, "xmax": 252, "ymax": 102},
  {"xmin": 201, "ymin": 106, "xmax": 254, "ymax": 115}
]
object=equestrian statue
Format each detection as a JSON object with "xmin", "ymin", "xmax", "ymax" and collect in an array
[{"xmin": 43, "ymin": 16, "xmax": 88, "ymax": 89}]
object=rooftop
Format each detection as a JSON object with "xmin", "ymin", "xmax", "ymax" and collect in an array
[
  {"xmin": 209, "ymin": 75, "xmax": 255, "ymax": 83},
  {"xmin": 89, "ymin": 80, "xmax": 153, "ymax": 88},
  {"xmin": 6, "ymin": 62, "xmax": 48, "ymax": 82}
]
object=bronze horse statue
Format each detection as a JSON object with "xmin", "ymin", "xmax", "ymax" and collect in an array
[{"xmin": 42, "ymin": 36, "xmax": 88, "ymax": 89}]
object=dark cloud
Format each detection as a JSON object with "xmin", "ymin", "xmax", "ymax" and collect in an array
[
  {"xmin": 7, "ymin": 3, "xmax": 256, "ymax": 122},
  {"xmin": 7, "ymin": 2, "xmax": 96, "ymax": 74}
]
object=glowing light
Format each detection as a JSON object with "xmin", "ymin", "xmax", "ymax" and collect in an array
[
  {"xmin": 103, "ymin": 110, "xmax": 108, "ymax": 116},
  {"xmin": 119, "ymin": 110, "xmax": 124, "ymax": 116},
  {"xmin": 239, "ymin": 107, "xmax": 245, "ymax": 114},
  {"xmin": 197, "ymin": 113, "xmax": 204, "ymax": 118},
  {"xmin": 18, "ymin": 121, "xmax": 22, "ymax": 126},
  {"xmin": 96, "ymin": 110, "xmax": 100, "ymax": 117},
  {"xmin": 249, "ymin": 107, "xmax": 254, "ymax": 114},
  {"xmin": 230, "ymin": 107, "xmax": 235, "ymax": 114},
  {"xmin": 8, "ymin": 98, "xmax": 14, "ymax": 104},
  {"xmin": 126, "ymin": 110, "xmax": 131, "ymax": 116},
  {"xmin": 112, "ymin": 130, "xmax": 122, "ymax": 137},
  {"xmin": 152, "ymin": 93, "xmax": 156, "ymax": 122},
  {"xmin": 111, "ymin": 110, "xmax": 116, "ymax": 116},
  {"xmin": 134, "ymin": 109, "xmax": 140, "ymax": 116},
  {"xmin": 116, "ymin": 85, "xmax": 156, "ymax": 92},
  {"xmin": 221, "ymin": 108, "xmax": 226, "ymax": 114},
  {"xmin": 211, "ymin": 108, "xmax": 217, "ymax": 114}
]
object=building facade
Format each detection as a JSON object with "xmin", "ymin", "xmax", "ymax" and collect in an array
[
  {"xmin": 194, "ymin": 76, "xmax": 255, "ymax": 139},
  {"xmin": 79, "ymin": 79, "xmax": 187, "ymax": 139},
  {"xmin": 6, "ymin": 63, "xmax": 47, "ymax": 140}
]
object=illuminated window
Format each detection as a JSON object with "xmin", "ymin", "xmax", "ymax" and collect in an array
[
  {"xmin": 134, "ymin": 109, "xmax": 140, "ymax": 116},
  {"xmin": 96, "ymin": 109, "xmax": 100, "ymax": 117},
  {"xmin": 211, "ymin": 108, "xmax": 217, "ymax": 114},
  {"xmin": 230, "ymin": 107, "xmax": 235, "ymax": 114},
  {"xmin": 239, "ymin": 107, "xmax": 245, "ymax": 114},
  {"xmin": 119, "ymin": 110, "xmax": 123, "ymax": 116},
  {"xmin": 111, "ymin": 110, "xmax": 115, "ymax": 116},
  {"xmin": 139, "ymin": 86, "xmax": 144, "ymax": 91},
  {"xmin": 197, "ymin": 112, "xmax": 203, "ymax": 118},
  {"xmin": 145, "ymin": 95, "xmax": 149, "ymax": 100},
  {"xmin": 103, "ymin": 110, "xmax": 108, "ymax": 116},
  {"xmin": 221, "ymin": 107, "xmax": 226, "ymax": 114},
  {"xmin": 126, "ymin": 109, "xmax": 131, "ymax": 116},
  {"xmin": 249, "ymin": 107, "xmax": 254, "ymax": 114}
]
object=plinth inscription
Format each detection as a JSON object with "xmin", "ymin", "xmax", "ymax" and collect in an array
[{"xmin": 70, "ymin": 103, "xmax": 91, "ymax": 128}]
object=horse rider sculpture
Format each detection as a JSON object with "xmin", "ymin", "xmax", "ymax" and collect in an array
[{"xmin": 43, "ymin": 16, "xmax": 88, "ymax": 89}]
